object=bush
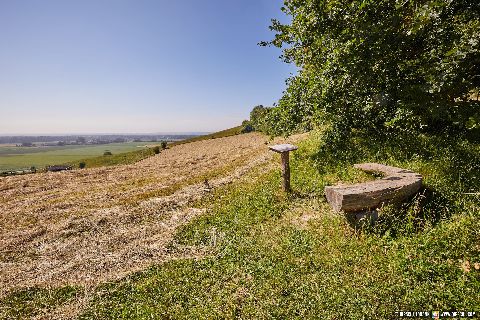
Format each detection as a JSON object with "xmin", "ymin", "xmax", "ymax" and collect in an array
[
  {"xmin": 243, "ymin": 105, "xmax": 273, "ymax": 134},
  {"xmin": 241, "ymin": 120, "xmax": 254, "ymax": 133},
  {"xmin": 261, "ymin": 0, "xmax": 480, "ymax": 137},
  {"xmin": 152, "ymin": 146, "xmax": 160, "ymax": 154},
  {"xmin": 103, "ymin": 151, "xmax": 112, "ymax": 156},
  {"xmin": 79, "ymin": 162, "xmax": 86, "ymax": 169},
  {"xmin": 160, "ymin": 141, "xmax": 168, "ymax": 149}
]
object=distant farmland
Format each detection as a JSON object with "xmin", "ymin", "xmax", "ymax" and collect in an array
[{"xmin": 0, "ymin": 142, "xmax": 155, "ymax": 171}]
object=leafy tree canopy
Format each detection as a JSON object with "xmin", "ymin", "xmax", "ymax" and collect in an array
[{"xmin": 261, "ymin": 0, "xmax": 480, "ymax": 138}]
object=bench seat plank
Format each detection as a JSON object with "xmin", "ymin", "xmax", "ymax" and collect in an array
[{"xmin": 325, "ymin": 163, "xmax": 422, "ymax": 212}]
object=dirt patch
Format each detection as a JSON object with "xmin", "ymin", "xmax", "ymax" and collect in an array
[{"xmin": 0, "ymin": 132, "xmax": 306, "ymax": 299}]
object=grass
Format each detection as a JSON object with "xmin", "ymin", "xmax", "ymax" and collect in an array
[
  {"xmin": 68, "ymin": 147, "xmax": 156, "ymax": 169},
  {"xmin": 0, "ymin": 142, "xmax": 154, "ymax": 171},
  {"xmin": 1, "ymin": 129, "xmax": 479, "ymax": 319},
  {"xmin": 67, "ymin": 126, "xmax": 244, "ymax": 170},
  {"xmin": 0, "ymin": 286, "xmax": 78, "ymax": 319},
  {"xmin": 169, "ymin": 126, "xmax": 244, "ymax": 147},
  {"xmin": 0, "ymin": 127, "xmax": 243, "ymax": 172},
  {"xmin": 120, "ymin": 149, "xmax": 264, "ymax": 206},
  {"xmin": 69, "ymin": 126, "xmax": 244, "ymax": 170}
]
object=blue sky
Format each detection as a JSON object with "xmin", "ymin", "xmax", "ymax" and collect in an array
[{"xmin": 0, "ymin": 0, "xmax": 294, "ymax": 134}]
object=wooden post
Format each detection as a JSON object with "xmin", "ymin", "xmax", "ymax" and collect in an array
[
  {"xmin": 281, "ymin": 151, "xmax": 290, "ymax": 192},
  {"xmin": 269, "ymin": 144, "xmax": 298, "ymax": 192}
]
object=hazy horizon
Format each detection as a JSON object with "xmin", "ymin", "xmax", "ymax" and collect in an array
[
  {"xmin": 0, "ymin": 0, "xmax": 294, "ymax": 135},
  {"xmin": 0, "ymin": 131, "xmax": 211, "ymax": 137}
]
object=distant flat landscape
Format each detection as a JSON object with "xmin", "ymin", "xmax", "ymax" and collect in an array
[{"xmin": 0, "ymin": 142, "xmax": 153, "ymax": 171}]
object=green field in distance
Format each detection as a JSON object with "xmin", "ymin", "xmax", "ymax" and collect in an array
[{"xmin": 0, "ymin": 142, "xmax": 155, "ymax": 171}]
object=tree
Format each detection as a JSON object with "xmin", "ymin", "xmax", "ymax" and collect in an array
[
  {"xmin": 249, "ymin": 105, "xmax": 272, "ymax": 132},
  {"xmin": 241, "ymin": 120, "xmax": 254, "ymax": 133},
  {"xmin": 261, "ymin": 0, "xmax": 480, "ymax": 137},
  {"xmin": 76, "ymin": 137, "xmax": 86, "ymax": 144}
]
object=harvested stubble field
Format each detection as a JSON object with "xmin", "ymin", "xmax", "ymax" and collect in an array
[{"xmin": 0, "ymin": 132, "xmax": 303, "ymax": 299}]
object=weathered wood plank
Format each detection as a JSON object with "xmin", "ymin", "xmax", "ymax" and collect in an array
[
  {"xmin": 325, "ymin": 163, "xmax": 422, "ymax": 212},
  {"xmin": 269, "ymin": 144, "xmax": 298, "ymax": 153}
]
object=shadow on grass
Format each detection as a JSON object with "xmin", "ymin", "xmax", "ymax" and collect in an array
[
  {"xmin": 362, "ymin": 187, "xmax": 454, "ymax": 238},
  {"xmin": 308, "ymin": 130, "xmax": 479, "ymax": 237}
]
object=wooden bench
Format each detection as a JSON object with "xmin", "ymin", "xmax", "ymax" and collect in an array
[{"xmin": 325, "ymin": 163, "xmax": 422, "ymax": 212}]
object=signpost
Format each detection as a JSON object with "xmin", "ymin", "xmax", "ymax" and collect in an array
[{"xmin": 268, "ymin": 144, "xmax": 298, "ymax": 192}]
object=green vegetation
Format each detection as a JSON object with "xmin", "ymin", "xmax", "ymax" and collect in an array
[
  {"xmin": 120, "ymin": 151, "xmax": 261, "ymax": 206},
  {"xmin": 0, "ymin": 143, "xmax": 152, "ymax": 172},
  {"xmin": 0, "ymin": 286, "xmax": 78, "ymax": 319},
  {"xmin": 77, "ymin": 131, "xmax": 479, "ymax": 319},
  {"xmin": 68, "ymin": 148, "xmax": 155, "ymax": 169},
  {"xmin": 0, "ymin": 145, "xmax": 82, "ymax": 156},
  {"xmin": 169, "ymin": 126, "xmax": 244, "ymax": 147},
  {"xmin": 2, "ymin": 130, "xmax": 478, "ymax": 318},
  {"xmin": 259, "ymin": 0, "xmax": 479, "ymax": 140},
  {"xmin": 1, "ymin": 1, "xmax": 478, "ymax": 317},
  {"xmin": 0, "ymin": 128, "xmax": 244, "ymax": 172},
  {"xmin": 241, "ymin": 105, "xmax": 271, "ymax": 133},
  {"xmin": 67, "ymin": 128, "xmax": 244, "ymax": 170}
]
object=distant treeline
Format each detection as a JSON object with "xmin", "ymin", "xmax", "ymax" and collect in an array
[{"xmin": 0, "ymin": 134, "xmax": 201, "ymax": 144}]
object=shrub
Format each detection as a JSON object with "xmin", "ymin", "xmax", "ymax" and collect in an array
[
  {"xmin": 243, "ymin": 105, "xmax": 273, "ymax": 134},
  {"xmin": 79, "ymin": 162, "xmax": 86, "ymax": 169},
  {"xmin": 261, "ymin": 0, "xmax": 480, "ymax": 137},
  {"xmin": 241, "ymin": 120, "xmax": 254, "ymax": 133},
  {"xmin": 152, "ymin": 146, "xmax": 160, "ymax": 154},
  {"xmin": 160, "ymin": 141, "xmax": 168, "ymax": 149},
  {"xmin": 103, "ymin": 150, "xmax": 112, "ymax": 156}
]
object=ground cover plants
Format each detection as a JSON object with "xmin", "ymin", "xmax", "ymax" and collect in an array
[
  {"xmin": 168, "ymin": 126, "xmax": 244, "ymax": 147},
  {"xmin": 70, "ymin": 126, "xmax": 244, "ymax": 170},
  {"xmin": 2, "ymin": 128, "xmax": 477, "ymax": 319},
  {"xmin": 1, "ymin": 0, "xmax": 479, "ymax": 317},
  {"xmin": 77, "ymin": 130, "xmax": 480, "ymax": 319},
  {"xmin": 0, "ymin": 133, "xmax": 279, "ymax": 299},
  {"xmin": 0, "ymin": 126, "xmax": 244, "ymax": 173},
  {"xmin": 0, "ymin": 143, "xmax": 153, "ymax": 172}
]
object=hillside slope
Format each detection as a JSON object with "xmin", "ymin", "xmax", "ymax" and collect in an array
[
  {"xmin": 1, "ymin": 130, "xmax": 478, "ymax": 319},
  {"xmin": 0, "ymin": 132, "xmax": 303, "ymax": 298}
]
